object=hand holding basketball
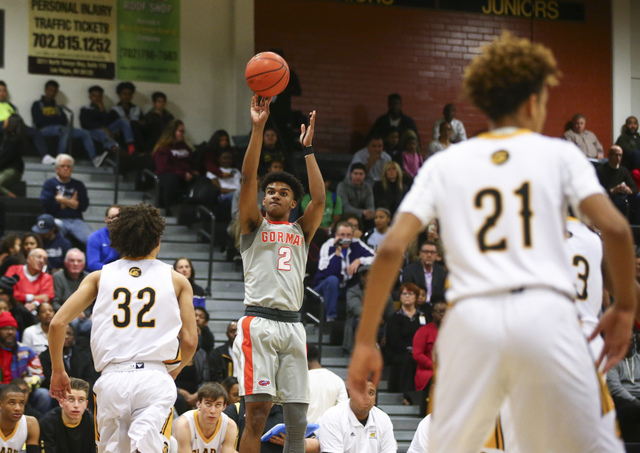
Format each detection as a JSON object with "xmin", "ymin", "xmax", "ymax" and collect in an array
[
  {"xmin": 245, "ymin": 51, "xmax": 290, "ymax": 97},
  {"xmin": 250, "ymin": 94, "xmax": 271, "ymax": 126}
]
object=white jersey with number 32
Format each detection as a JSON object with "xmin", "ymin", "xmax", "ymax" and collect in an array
[{"xmin": 398, "ymin": 129, "xmax": 605, "ymax": 303}]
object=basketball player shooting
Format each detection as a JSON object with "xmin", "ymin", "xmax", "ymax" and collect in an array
[
  {"xmin": 48, "ymin": 203, "xmax": 198, "ymax": 453},
  {"xmin": 235, "ymin": 95, "xmax": 325, "ymax": 453}
]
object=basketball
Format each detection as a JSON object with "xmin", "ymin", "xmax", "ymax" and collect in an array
[{"xmin": 245, "ymin": 51, "xmax": 290, "ymax": 97}]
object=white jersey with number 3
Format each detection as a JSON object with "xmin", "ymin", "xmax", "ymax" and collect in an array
[
  {"xmin": 183, "ymin": 409, "xmax": 229, "ymax": 452},
  {"xmin": 398, "ymin": 129, "xmax": 605, "ymax": 303},
  {"xmin": 91, "ymin": 259, "xmax": 182, "ymax": 372}
]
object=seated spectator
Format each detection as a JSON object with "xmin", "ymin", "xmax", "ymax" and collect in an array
[
  {"xmin": 174, "ymin": 346, "xmax": 210, "ymax": 415},
  {"xmin": 384, "ymin": 126, "xmax": 401, "ymax": 157},
  {"xmin": 301, "ymin": 179, "xmax": 342, "ymax": 237},
  {"xmin": 259, "ymin": 127, "xmax": 287, "ymax": 175},
  {"xmin": 339, "ymin": 213, "xmax": 364, "ymax": 239},
  {"xmin": 53, "ymin": 248, "xmax": 91, "ymax": 336},
  {"xmin": 5, "ymin": 248, "xmax": 54, "ymax": 310},
  {"xmin": 0, "ymin": 234, "xmax": 20, "ymax": 275},
  {"xmin": 402, "ymin": 241, "xmax": 447, "ymax": 310},
  {"xmin": 221, "ymin": 376, "xmax": 241, "ymax": 404},
  {"xmin": 12, "ymin": 377, "xmax": 43, "ymax": 419},
  {"xmin": 0, "ymin": 114, "xmax": 26, "ymax": 196},
  {"xmin": 607, "ymin": 330, "xmax": 640, "ymax": 443},
  {"xmin": 307, "ymin": 343, "xmax": 347, "ymax": 424},
  {"xmin": 194, "ymin": 306, "xmax": 214, "ymax": 354},
  {"xmin": 153, "ymin": 120, "xmax": 195, "ymax": 211},
  {"xmin": 86, "ymin": 205, "xmax": 120, "ymax": 272},
  {"xmin": 40, "ymin": 154, "xmax": 93, "ymax": 245},
  {"xmin": 0, "ymin": 275, "xmax": 35, "ymax": 336},
  {"xmin": 426, "ymin": 121, "xmax": 453, "ymax": 158},
  {"xmin": 317, "ymin": 381, "xmax": 397, "ymax": 453},
  {"xmin": 144, "ymin": 91, "xmax": 174, "ymax": 150},
  {"xmin": 107, "ymin": 81, "xmax": 143, "ymax": 152},
  {"xmin": 433, "ymin": 103, "xmax": 466, "ymax": 143},
  {"xmin": 313, "ymin": 221, "xmax": 375, "ymax": 322},
  {"xmin": 32, "ymin": 213, "xmax": 71, "ymax": 273},
  {"xmin": 173, "ymin": 257, "xmax": 206, "ymax": 298},
  {"xmin": 30, "ymin": 80, "xmax": 99, "ymax": 165},
  {"xmin": 363, "ymin": 207, "xmax": 391, "ymax": 251},
  {"xmin": 563, "ymin": 113, "xmax": 604, "ymax": 159},
  {"xmin": 373, "ymin": 161, "xmax": 407, "ymax": 217},
  {"xmin": 79, "ymin": 85, "xmax": 134, "ymax": 160},
  {"xmin": 597, "ymin": 145, "xmax": 640, "ymax": 223},
  {"xmin": 21, "ymin": 302, "xmax": 54, "ymax": 354},
  {"xmin": 0, "ymin": 383, "xmax": 40, "ymax": 450},
  {"xmin": 209, "ymin": 321, "xmax": 237, "ymax": 382},
  {"xmin": 39, "ymin": 377, "xmax": 95, "ymax": 452},
  {"xmin": 385, "ymin": 282, "xmax": 424, "ymax": 396},
  {"xmin": 348, "ymin": 135, "xmax": 392, "ymax": 185},
  {"xmin": 208, "ymin": 149, "xmax": 241, "ymax": 214},
  {"xmin": 615, "ymin": 115, "xmax": 640, "ymax": 171},
  {"xmin": 400, "ymin": 131, "xmax": 423, "ymax": 179},
  {"xmin": 337, "ymin": 163, "xmax": 375, "ymax": 226},
  {"xmin": 196, "ymin": 129, "xmax": 234, "ymax": 177},
  {"xmin": 369, "ymin": 93, "xmax": 418, "ymax": 142}
]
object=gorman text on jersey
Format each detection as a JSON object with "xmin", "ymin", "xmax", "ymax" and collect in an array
[{"xmin": 261, "ymin": 231, "xmax": 303, "ymax": 247}]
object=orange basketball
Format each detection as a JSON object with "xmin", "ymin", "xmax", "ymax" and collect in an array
[{"xmin": 245, "ymin": 51, "xmax": 290, "ymax": 97}]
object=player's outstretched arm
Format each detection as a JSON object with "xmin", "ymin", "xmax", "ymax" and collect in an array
[
  {"xmin": 581, "ymin": 193, "xmax": 637, "ymax": 372},
  {"xmin": 170, "ymin": 270, "xmax": 197, "ymax": 379},
  {"xmin": 49, "ymin": 271, "xmax": 100, "ymax": 401},
  {"xmin": 348, "ymin": 212, "xmax": 423, "ymax": 396},
  {"xmin": 173, "ymin": 415, "xmax": 193, "ymax": 453},
  {"xmin": 221, "ymin": 418, "xmax": 238, "ymax": 453},
  {"xmin": 297, "ymin": 110, "xmax": 326, "ymax": 241},
  {"xmin": 239, "ymin": 94, "xmax": 271, "ymax": 235}
]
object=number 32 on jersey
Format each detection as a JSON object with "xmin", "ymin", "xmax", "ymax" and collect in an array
[{"xmin": 112, "ymin": 287, "xmax": 157, "ymax": 328}]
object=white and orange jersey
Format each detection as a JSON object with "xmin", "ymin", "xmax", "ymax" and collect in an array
[{"xmin": 398, "ymin": 128, "xmax": 604, "ymax": 303}]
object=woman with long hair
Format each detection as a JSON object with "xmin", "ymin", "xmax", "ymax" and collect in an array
[
  {"xmin": 0, "ymin": 114, "xmax": 26, "ymax": 197},
  {"xmin": 373, "ymin": 161, "xmax": 407, "ymax": 217}
]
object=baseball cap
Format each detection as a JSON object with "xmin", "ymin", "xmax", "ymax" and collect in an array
[{"xmin": 32, "ymin": 214, "xmax": 56, "ymax": 234}]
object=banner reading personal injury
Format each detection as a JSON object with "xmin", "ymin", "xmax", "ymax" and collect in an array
[
  {"xmin": 28, "ymin": 0, "xmax": 117, "ymax": 79},
  {"xmin": 117, "ymin": 0, "xmax": 180, "ymax": 84}
]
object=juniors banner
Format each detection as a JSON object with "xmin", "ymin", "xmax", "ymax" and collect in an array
[
  {"xmin": 117, "ymin": 0, "xmax": 180, "ymax": 84},
  {"xmin": 28, "ymin": 0, "xmax": 117, "ymax": 79}
]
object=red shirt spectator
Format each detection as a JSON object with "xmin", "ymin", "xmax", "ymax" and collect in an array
[
  {"xmin": 5, "ymin": 248, "xmax": 54, "ymax": 311},
  {"xmin": 412, "ymin": 300, "xmax": 447, "ymax": 391}
]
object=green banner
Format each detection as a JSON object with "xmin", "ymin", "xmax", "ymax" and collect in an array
[{"xmin": 116, "ymin": 0, "xmax": 180, "ymax": 83}]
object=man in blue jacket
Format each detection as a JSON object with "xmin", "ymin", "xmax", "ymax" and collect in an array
[
  {"xmin": 313, "ymin": 221, "xmax": 375, "ymax": 322},
  {"xmin": 86, "ymin": 205, "xmax": 120, "ymax": 272}
]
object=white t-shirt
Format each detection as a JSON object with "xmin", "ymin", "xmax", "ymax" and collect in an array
[
  {"xmin": 21, "ymin": 323, "xmax": 49, "ymax": 354},
  {"xmin": 398, "ymin": 129, "xmax": 605, "ymax": 303},
  {"xmin": 317, "ymin": 400, "xmax": 396, "ymax": 453},
  {"xmin": 307, "ymin": 368, "xmax": 348, "ymax": 424},
  {"xmin": 207, "ymin": 167, "xmax": 241, "ymax": 192}
]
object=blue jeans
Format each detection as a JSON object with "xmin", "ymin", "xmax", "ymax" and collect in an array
[
  {"xmin": 54, "ymin": 218, "xmax": 93, "ymax": 245},
  {"xmin": 40, "ymin": 125, "xmax": 96, "ymax": 158},
  {"xmin": 314, "ymin": 275, "xmax": 345, "ymax": 320},
  {"xmin": 87, "ymin": 118, "xmax": 134, "ymax": 149},
  {"xmin": 31, "ymin": 387, "xmax": 55, "ymax": 414}
]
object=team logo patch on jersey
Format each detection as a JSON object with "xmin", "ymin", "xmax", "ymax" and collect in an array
[
  {"xmin": 258, "ymin": 379, "xmax": 271, "ymax": 387},
  {"xmin": 491, "ymin": 150, "xmax": 509, "ymax": 165},
  {"xmin": 129, "ymin": 267, "xmax": 142, "ymax": 277}
]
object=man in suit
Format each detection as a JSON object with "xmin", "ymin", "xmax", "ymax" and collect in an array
[{"xmin": 402, "ymin": 241, "xmax": 446, "ymax": 318}]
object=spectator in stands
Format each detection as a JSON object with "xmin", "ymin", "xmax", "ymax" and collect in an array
[
  {"xmin": 107, "ymin": 81, "xmax": 143, "ymax": 152},
  {"xmin": 313, "ymin": 221, "xmax": 375, "ymax": 322},
  {"xmin": 385, "ymin": 282, "xmax": 424, "ymax": 397},
  {"xmin": 173, "ymin": 257, "xmax": 206, "ymax": 298},
  {"xmin": 402, "ymin": 241, "xmax": 447, "ymax": 307},
  {"xmin": 195, "ymin": 129, "xmax": 234, "ymax": 180},
  {"xmin": 426, "ymin": 121, "xmax": 453, "ymax": 158},
  {"xmin": 30, "ymin": 80, "xmax": 100, "ymax": 165},
  {"xmin": 194, "ymin": 306, "xmax": 214, "ymax": 354},
  {"xmin": 412, "ymin": 299, "xmax": 447, "ymax": 408},
  {"xmin": 337, "ymin": 163, "xmax": 375, "ymax": 225},
  {"xmin": 175, "ymin": 311, "xmax": 210, "ymax": 415},
  {"xmin": 0, "ymin": 234, "xmax": 20, "ymax": 275},
  {"xmin": 301, "ymin": 179, "xmax": 342, "ymax": 237},
  {"xmin": 79, "ymin": 85, "xmax": 134, "ymax": 159},
  {"xmin": 208, "ymin": 149, "xmax": 241, "ymax": 215},
  {"xmin": 307, "ymin": 343, "xmax": 347, "ymax": 424},
  {"xmin": 40, "ymin": 154, "xmax": 93, "ymax": 245},
  {"xmin": 317, "ymin": 380, "xmax": 397, "ymax": 453},
  {"xmin": 433, "ymin": 103, "xmax": 467, "ymax": 143},
  {"xmin": 5, "ymin": 248, "xmax": 53, "ymax": 311},
  {"xmin": 563, "ymin": 113, "xmax": 604, "ymax": 159},
  {"xmin": 21, "ymin": 302, "xmax": 54, "ymax": 354},
  {"xmin": 39, "ymin": 377, "xmax": 95, "ymax": 452},
  {"xmin": 86, "ymin": 205, "xmax": 120, "ymax": 272},
  {"xmin": 32, "ymin": 213, "xmax": 71, "ymax": 273},
  {"xmin": 144, "ymin": 91, "xmax": 174, "ymax": 150},
  {"xmin": 0, "ymin": 275, "xmax": 35, "ymax": 336},
  {"xmin": 20, "ymin": 233, "xmax": 42, "ymax": 263},
  {"xmin": 209, "ymin": 321, "xmax": 237, "ymax": 382},
  {"xmin": 363, "ymin": 208, "xmax": 391, "ymax": 251},
  {"xmin": 340, "ymin": 213, "xmax": 364, "ymax": 239},
  {"xmin": 384, "ymin": 127, "xmax": 402, "ymax": 158},
  {"xmin": 259, "ymin": 126, "xmax": 287, "ymax": 175},
  {"xmin": 0, "ymin": 81, "xmax": 48, "ymax": 160},
  {"xmin": 373, "ymin": 161, "xmax": 407, "ymax": 217},
  {"xmin": 400, "ymin": 131, "xmax": 423, "ymax": 179},
  {"xmin": 606, "ymin": 330, "xmax": 640, "ymax": 442},
  {"xmin": 0, "ymin": 311, "xmax": 49, "ymax": 413},
  {"xmin": 222, "ymin": 376, "xmax": 241, "ymax": 404},
  {"xmin": 12, "ymin": 378, "xmax": 43, "ymax": 420},
  {"xmin": 53, "ymin": 248, "xmax": 90, "ymax": 336},
  {"xmin": 153, "ymin": 120, "xmax": 195, "ymax": 212},
  {"xmin": 615, "ymin": 115, "xmax": 640, "ymax": 171},
  {"xmin": 348, "ymin": 135, "xmax": 392, "ymax": 186},
  {"xmin": 596, "ymin": 145, "xmax": 640, "ymax": 223},
  {"xmin": 369, "ymin": 93, "xmax": 418, "ymax": 142},
  {"xmin": 0, "ymin": 114, "xmax": 26, "ymax": 196}
]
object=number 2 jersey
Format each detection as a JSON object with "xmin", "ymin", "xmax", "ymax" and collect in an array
[
  {"xmin": 91, "ymin": 259, "xmax": 182, "ymax": 372},
  {"xmin": 241, "ymin": 218, "xmax": 309, "ymax": 311},
  {"xmin": 398, "ymin": 129, "xmax": 605, "ymax": 303}
]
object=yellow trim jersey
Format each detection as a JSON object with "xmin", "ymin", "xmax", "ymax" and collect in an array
[
  {"xmin": 0, "ymin": 414, "xmax": 27, "ymax": 452},
  {"xmin": 183, "ymin": 409, "xmax": 229, "ymax": 453}
]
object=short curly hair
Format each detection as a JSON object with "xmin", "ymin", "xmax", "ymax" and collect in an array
[
  {"xmin": 108, "ymin": 203, "xmax": 165, "ymax": 258},
  {"xmin": 463, "ymin": 32, "xmax": 561, "ymax": 121},
  {"xmin": 260, "ymin": 171, "xmax": 305, "ymax": 203}
]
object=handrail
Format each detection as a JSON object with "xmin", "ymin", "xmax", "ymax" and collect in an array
[
  {"xmin": 142, "ymin": 168, "xmax": 160, "ymax": 207},
  {"xmin": 304, "ymin": 286, "xmax": 325, "ymax": 359},
  {"xmin": 112, "ymin": 147, "xmax": 120, "ymax": 204},
  {"xmin": 196, "ymin": 204, "xmax": 215, "ymax": 296}
]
